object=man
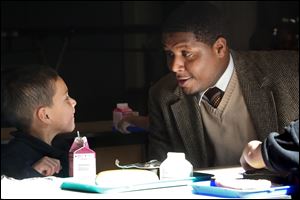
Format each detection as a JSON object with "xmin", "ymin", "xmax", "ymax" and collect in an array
[{"xmin": 147, "ymin": 2, "xmax": 299, "ymax": 168}]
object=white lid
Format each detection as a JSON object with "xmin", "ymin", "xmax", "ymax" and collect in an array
[
  {"xmin": 117, "ymin": 103, "xmax": 128, "ymax": 109},
  {"xmin": 167, "ymin": 152, "xmax": 185, "ymax": 159}
]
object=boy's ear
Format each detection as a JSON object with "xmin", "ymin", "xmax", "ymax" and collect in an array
[
  {"xmin": 37, "ymin": 107, "xmax": 50, "ymax": 123},
  {"xmin": 213, "ymin": 37, "xmax": 227, "ymax": 58}
]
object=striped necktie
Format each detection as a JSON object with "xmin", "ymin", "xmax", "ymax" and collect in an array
[{"xmin": 204, "ymin": 87, "xmax": 224, "ymax": 108}]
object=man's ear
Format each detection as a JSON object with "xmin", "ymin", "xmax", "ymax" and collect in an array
[
  {"xmin": 213, "ymin": 37, "xmax": 227, "ymax": 58},
  {"xmin": 37, "ymin": 107, "xmax": 50, "ymax": 123}
]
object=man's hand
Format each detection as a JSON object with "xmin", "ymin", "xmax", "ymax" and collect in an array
[{"xmin": 32, "ymin": 156, "xmax": 62, "ymax": 176}]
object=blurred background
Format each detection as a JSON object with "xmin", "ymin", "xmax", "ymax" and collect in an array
[{"xmin": 1, "ymin": 1, "xmax": 299, "ymax": 126}]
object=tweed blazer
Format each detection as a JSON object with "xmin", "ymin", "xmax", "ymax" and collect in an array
[{"xmin": 147, "ymin": 50, "xmax": 299, "ymax": 168}]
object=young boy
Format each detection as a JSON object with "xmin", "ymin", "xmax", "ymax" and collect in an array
[
  {"xmin": 240, "ymin": 119, "xmax": 299, "ymax": 197},
  {"xmin": 1, "ymin": 65, "xmax": 77, "ymax": 179},
  {"xmin": 240, "ymin": 119, "xmax": 299, "ymax": 173}
]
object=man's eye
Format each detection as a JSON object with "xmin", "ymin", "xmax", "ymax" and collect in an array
[
  {"xmin": 182, "ymin": 51, "xmax": 192, "ymax": 57},
  {"xmin": 165, "ymin": 51, "xmax": 174, "ymax": 58}
]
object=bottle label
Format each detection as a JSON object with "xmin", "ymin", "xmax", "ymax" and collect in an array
[{"xmin": 160, "ymin": 166, "xmax": 193, "ymax": 180}]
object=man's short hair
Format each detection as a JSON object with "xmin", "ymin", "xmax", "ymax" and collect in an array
[
  {"xmin": 1, "ymin": 65, "xmax": 59, "ymax": 131},
  {"xmin": 162, "ymin": 1, "xmax": 226, "ymax": 46}
]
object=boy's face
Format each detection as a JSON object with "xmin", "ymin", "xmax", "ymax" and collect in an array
[{"xmin": 47, "ymin": 76, "xmax": 76, "ymax": 134}]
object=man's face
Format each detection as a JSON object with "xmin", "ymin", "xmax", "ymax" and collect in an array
[{"xmin": 163, "ymin": 32, "xmax": 228, "ymax": 95}]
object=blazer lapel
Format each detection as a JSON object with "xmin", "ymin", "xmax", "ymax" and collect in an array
[
  {"xmin": 170, "ymin": 87, "xmax": 209, "ymax": 166},
  {"xmin": 233, "ymin": 51, "xmax": 278, "ymax": 140}
]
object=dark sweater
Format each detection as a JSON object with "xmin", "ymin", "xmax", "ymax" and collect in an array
[
  {"xmin": 262, "ymin": 119, "xmax": 299, "ymax": 199},
  {"xmin": 1, "ymin": 131, "xmax": 69, "ymax": 179},
  {"xmin": 262, "ymin": 119, "xmax": 299, "ymax": 174}
]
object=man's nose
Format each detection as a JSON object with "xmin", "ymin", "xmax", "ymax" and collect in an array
[{"xmin": 169, "ymin": 56, "xmax": 184, "ymax": 72}]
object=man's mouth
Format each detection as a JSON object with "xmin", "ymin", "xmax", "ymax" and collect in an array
[{"xmin": 177, "ymin": 78, "xmax": 191, "ymax": 87}]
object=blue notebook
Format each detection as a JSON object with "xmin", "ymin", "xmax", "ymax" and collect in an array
[
  {"xmin": 192, "ymin": 180, "xmax": 295, "ymax": 198},
  {"xmin": 112, "ymin": 125, "xmax": 145, "ymax": 133},
  {"xmin": 61, "ymin": 173, "xmax": 213, "ymax": 194},
  {"xmin": 61, "ymin": 177, "xmax": 195, "ymax": 193}
]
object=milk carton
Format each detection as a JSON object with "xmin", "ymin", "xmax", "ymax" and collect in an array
[
  {"xmin": 69, "ymin": 132, "xmax": 96, "ymax": 180},
  {"xmin": 113, "ymin": 103, "xmax": 133, "ymax": 129}
]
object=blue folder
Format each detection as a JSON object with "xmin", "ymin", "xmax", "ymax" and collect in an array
[
  {"xmin": 192, "ymin": 180, "xmax": 295, "ymax": 198},
  {"xmin": 61, "ymin": 173, "xmax": 213, "ymax": 194}
]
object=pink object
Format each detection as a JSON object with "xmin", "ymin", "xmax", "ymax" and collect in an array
[
  {"xmin": 113, "ymin": 103, "xmax": 134, "ymax": 128},
  {"xmin": 69, "ymin": 136, "xmax": 96, "ymax": 178}
]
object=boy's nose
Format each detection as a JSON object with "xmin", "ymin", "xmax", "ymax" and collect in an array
[{"xmin": 72, "ymin": 98, "xmax": 77, "ymax": 107}]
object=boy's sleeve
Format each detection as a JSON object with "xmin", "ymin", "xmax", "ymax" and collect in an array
[
  {"xmin": 1, "ymin": 153, "xmax": 44, "ymax": 179},
  {"xmin": 262, "ymin": 120, "xmax": 299, "ymax": 173}
]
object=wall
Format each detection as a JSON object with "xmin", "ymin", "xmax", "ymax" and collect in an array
[{"xmin": 1, "ymin": 1, "xmax": 298, "ymax": 125}]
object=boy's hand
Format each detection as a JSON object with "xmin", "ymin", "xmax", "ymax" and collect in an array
[
  {"xmin": 33, "ymin": 156, "xmax": 62, "ymax": 176},
  {"xmin": 240, "ymin": 140, "xmax": 265, "ymax": 170},
  {"xmin": 116, "ymin": 114, "xmax": 149, "ymax": 134},
  {"xmin": 117, "ymin": 118, "xmax": 132, "ymax": 134},
  {"xmin": 116, "ymin": 112, "xmax": 139, "ymax": 134}
]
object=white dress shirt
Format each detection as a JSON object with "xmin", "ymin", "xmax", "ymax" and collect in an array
[{"xmin": 198, "ymin": 53, "xmax": 234, "ymax": 105}]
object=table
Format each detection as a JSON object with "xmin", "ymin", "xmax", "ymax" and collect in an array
[{"xmin": 1, "ymin": 166, "xmax": 292, "ymax": 199}]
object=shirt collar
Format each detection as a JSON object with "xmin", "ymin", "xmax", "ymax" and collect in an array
[
  {"xmin": 215, "ymin": 53, "xmax": 234, "ymax": 92},
  {"xmin": 198, "ymin": 53, "xmax": 234, "ymax": 104}
]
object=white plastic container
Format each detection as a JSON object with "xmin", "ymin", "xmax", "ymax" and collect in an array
[{"xmin": 159, "ymin": 152, "xmax": 193, "ymax": 180}]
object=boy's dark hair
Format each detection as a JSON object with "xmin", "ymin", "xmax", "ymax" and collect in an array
[
  {"xmin": 1, "ymin": 65, "xmax": 59, "ymax": 131},
  {"xmin": 162, "ymin": 1, "xmax": 226, "ymax": 46}
]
